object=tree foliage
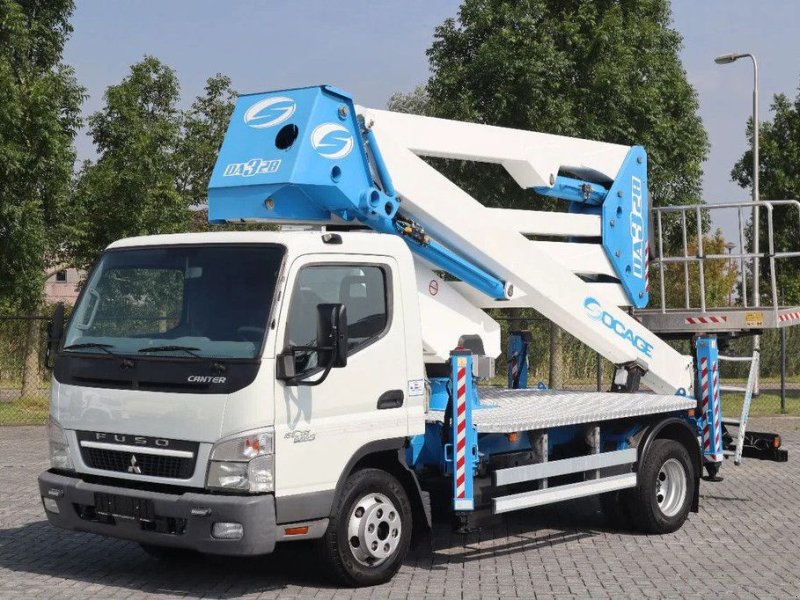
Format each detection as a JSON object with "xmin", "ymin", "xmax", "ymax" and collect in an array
[
  {"xmin": 69, "ymin": 57, "xmax": 185, "ymax": 270},
  {"xmin": 0, "ymin": 0, "xmax": 83, "ymax": 310},
  {"xmin": 732, "ymin": 82, "xmax": 800, "ymax": 304},
  {"xmin": 70, "ymin": 63, "xmax": 240, "ymax": 266},
  {"xmin": 651, "ymin": 229, "xmax": 738, "ymax": 309},
  {"xmin": 387, "ymin": 85, "xmax": 431, "ymax": 117},
  {"xmin": 392, "ymin": 0, "xmax": 708, "ymax": 215},
  {"xmin": 176, "ymin": 73, "xmax": 237, "ymax": 208}
]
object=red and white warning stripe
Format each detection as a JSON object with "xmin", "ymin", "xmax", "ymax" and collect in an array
[
  {"xmin": 700, "ymin": 357, "xmax": 711, "ymax": 456},
  {"xmin": 685, "ymin": 315, "xmax": 728, "ymax": 325},
  {"xmin": 711, "ymin": 361, "xmax": 723, "ymax": 462},
  {"xmin": 644, "ymin": 240, "xmax": 650, "ymax": 294},
  {"xmin": 455, "ymin": 365, "xmax": 467, "ymax": 499},
  {"xmin": 778, "ymin": 311, "xmax": 800, "ymax": 323}
]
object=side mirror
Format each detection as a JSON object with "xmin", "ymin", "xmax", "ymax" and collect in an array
[
  {"xmin": 316, "ymin": 303, "xmax": 348, "ymax": 369},
  {"xmin": 45, "ymin": 302, "xmax": 65, "ymax": 369},
  {"xmin": 277, "ymin": 303, "xmax": 348, "ymax": 385}
]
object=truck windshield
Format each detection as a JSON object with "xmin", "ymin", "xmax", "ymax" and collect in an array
[{"xmin": 63, "ymin": 244, "xmax": 284, "ymax": 360}]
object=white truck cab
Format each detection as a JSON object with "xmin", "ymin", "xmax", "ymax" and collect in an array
[{"xmin": 41, "ymin": 229, "xmax": 431, "ymax": 583}]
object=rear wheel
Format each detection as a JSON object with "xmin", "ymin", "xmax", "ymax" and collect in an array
[
  {"xmin": 629, "ymin": 439, "xmax": 695, "ymax": 534},
  {"xmin": 316, "ymin": 468, "xmax": 412, "ymax": 587}
]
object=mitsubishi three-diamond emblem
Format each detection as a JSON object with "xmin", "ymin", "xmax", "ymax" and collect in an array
[{"xmin": 127, "ymin": 455, "xmax": 142, "ymax": 474}]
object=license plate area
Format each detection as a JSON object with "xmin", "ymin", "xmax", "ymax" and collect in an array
[{"xmin": 94, "ymin": 492, "xmax": 155, "ymax": 522}]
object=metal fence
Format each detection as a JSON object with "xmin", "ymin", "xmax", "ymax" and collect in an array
[
  {"xmin": 0, "ymin": 315, "xmax": 50, "ymax": 426},
  {"xmin": 0, "ymin": 310, "xmax": 797, "ymax": 426}
]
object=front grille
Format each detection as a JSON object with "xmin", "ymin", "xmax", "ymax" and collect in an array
[
  {"xmin": 82, "ymin": 448, "xmax": 196, "ymax": 479},
  {"xmin": 77, "ymin": 431, "xmax": 199, "ymax": 479}
]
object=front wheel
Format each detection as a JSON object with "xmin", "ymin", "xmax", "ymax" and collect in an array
[
  {"xmin": 628, "ymin": 439, "xmax": 695, "ymax": 534},
  {"xmin": 316, "ymin": 468, "xmax": 412, "ymax": 587}
]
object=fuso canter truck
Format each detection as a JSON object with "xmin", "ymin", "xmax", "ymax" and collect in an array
[{"xmin": 38, "ymin": 85, "xmax": 788, "ymax": 586}]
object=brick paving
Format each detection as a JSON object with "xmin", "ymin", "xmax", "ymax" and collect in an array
[{"xmin": 1, "ymin": 418, "xmax": 799, "ymax": 599}]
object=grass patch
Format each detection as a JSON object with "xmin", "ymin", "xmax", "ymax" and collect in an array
[
  {"xmin": 722, "ymin": 391, "xmax": 800, "ymax": 417},
  {"xmin": 0, "ymin": 396, "xmax": 49, "ymax": 425}
]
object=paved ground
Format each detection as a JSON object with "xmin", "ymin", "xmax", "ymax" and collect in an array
[{"xmin": 1, "ymin": 418, "xmax": 799, "ymax": 599}]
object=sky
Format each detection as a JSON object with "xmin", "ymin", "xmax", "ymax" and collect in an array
[{"xmin": 63, "ymin": 0, "xmax": 800, "ymax": 242}]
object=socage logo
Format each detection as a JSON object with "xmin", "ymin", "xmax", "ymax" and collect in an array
[
  {"xmin": 243, "ymin": 96, "xmax": 296, "ymax": 129},
  {"xmin": 584, "ymin": 296, "xmax": 653, "ymax": 357},
  {"xmin": 311, "ymin": 122, "xmax": 354, "ymax": 159}
]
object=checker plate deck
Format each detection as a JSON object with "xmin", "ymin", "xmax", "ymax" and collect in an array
[{"xmin": 426, "ymin": 388, "xmax": 697, "ymax": 433}]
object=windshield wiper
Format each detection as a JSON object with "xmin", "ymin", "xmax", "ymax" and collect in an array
[
  {"xmin": 63, "ymin": 343, "xmax": 120, "ymax": 357},
  {"xmin": 138, "ymin": 345, "xmax": 202, "ymax": 358}
]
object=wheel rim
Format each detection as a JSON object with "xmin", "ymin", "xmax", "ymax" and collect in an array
[
  {"xmin": 347, "ymin": 492, "xmax": 402, "ymax": 567},
  {"xmin": 655, "ymin": 458, "xmax": 687, "ymax": 517}
]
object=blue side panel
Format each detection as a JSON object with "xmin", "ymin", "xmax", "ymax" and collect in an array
[
  {"xmin": 601, "ymin": 147, "xmax": 649, "ymax": 308},
  {"xmin": 428, "ymin": 377, "xmax": 450, "ymax": 412}
]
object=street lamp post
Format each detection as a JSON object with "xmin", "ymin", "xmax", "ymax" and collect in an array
[
  {"xmin": 715, "ymin": 52, "xmax": 760, "ymax": 393},
  {"xmin": 724, "ymin": 241, "xmax": 736, "ymax": 306}
]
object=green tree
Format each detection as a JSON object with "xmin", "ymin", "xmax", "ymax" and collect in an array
[
  {"xmin": 70, "ymin": 56, "xmax": 187, "ymax": 270},
  {"xmin": 0, "ymin": 0, "xmax": 84, "ymax": 396},
  {"xmin": 387, "ymin": 84, "xmax": 431, "ymax": 117},
  {"xmin": 732, "ymin": 82, "xmax": 800, "ymax": 304},
  {"xmin": 652, "ymin": 229, "xmax": 738, "ymax": 309},
  {"xmin": 176, "ymin": 76, "xmax": 278, "ymax": 232},
  {"xmin": 176, "ymin": 73, "xmax": 237, "ymax": 209},
  {"xmin": 421, "ymin": 0, "xmax": 708, "ymax": 211}
]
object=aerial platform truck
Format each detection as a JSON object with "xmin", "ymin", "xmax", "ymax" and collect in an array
[{"xmin": 39, "ymin": 85, "xmax": 792, "ymax": 586}]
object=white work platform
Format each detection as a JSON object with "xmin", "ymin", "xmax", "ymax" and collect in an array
[{"xmin": 426, "ymin": 388, "xmax": 697, "ymax": 433}]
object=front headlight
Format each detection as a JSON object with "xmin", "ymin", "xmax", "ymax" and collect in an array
[
  {"xmin": 48, "ymin": 417, "xmax": 74, "ymax": 471},
  {"xmin": 206, "ymin": 428, "xmax": 274, "ymax": 493}
]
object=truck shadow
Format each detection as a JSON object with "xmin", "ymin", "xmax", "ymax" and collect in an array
[
  {"xmin": 0, "ymin": 498, "xmax": 627, "ymax": 595},
  {"xmin": 0, "ymin": 520, "xmax": 331, "ymax": 597},
  {"xmin": 413, "ymin": 496, "xmax": 629, "ymax": 568}
]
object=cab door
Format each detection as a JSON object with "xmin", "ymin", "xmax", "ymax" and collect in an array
[{"xmin": 273, "ymin": 254, "xmax": 409, "ymax": 511}]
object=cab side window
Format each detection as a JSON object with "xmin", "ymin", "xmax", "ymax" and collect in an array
[{"xmin": 286, "ymin": 265, "xmax": 389, "ymax": 356}]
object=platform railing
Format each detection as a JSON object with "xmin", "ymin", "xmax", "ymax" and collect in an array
[{"xmin": 652, "ymin": 199, "xmax": 800, "ymax": 316}]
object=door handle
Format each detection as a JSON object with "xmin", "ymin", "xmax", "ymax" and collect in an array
[{"xmin": 377, "ymin": 389, "xmax": 404, "ymax": 410}]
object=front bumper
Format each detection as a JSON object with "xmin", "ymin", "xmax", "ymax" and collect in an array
[{"xmin": 38, "ymin": 470, "xmax": 276, "ymax": 556}]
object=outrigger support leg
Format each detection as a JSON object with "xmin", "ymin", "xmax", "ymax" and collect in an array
[
  {"xmin": 450, "ymin": 349, "xmax": 477, "ymax": 516},
  {"xmin": 695, "ymin": 336, "xmax": 724, "ymax": 482}
]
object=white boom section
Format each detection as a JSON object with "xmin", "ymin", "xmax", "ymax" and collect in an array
[
  {"xmin": 359, "ymin": 107, "xmax": 694, "ymax": 395},
  {"xmin": 415, "ymin": 261, "xmax": 500, "ymax": 362}
]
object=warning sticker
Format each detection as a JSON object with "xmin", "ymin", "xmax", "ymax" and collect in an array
[
  {"xmin": 408, "ymin": 379, "xmax": 424, "ymax": 397},
  {"xmin": 745, "ymin": 311, "xmax": 764, "ymax": 327}
]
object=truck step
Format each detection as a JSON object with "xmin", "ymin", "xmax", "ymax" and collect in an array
[
  {"xmin": 720, "ymin": 385, "xmax": 748, "ymax": 393},
  {"xmin": 493, "ymin": 473, "xmax": 637, "ymax": 514},
  {"xmin": 493, "ymin": 448, "xmax": 637, "ymax": 486}
]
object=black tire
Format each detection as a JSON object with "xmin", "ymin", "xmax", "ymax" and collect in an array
[
  {"xmin": 139, "ymin": 543, "xmax": 196, "ymax": 561},
  {"xmin": 628, "ymin": 439, "xmax": 695, "ymax": 534},
  {"xmin": 315, "ymin": 468, "xmax": 412, "ymax": 587}
]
